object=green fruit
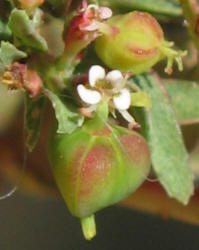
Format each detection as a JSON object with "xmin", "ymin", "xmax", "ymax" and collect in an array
[
  {"xmin": 48, "ymin": 103, "xmax": 151, "ymax": 239},
  {"xmin": 95, "ymin": 11, "xmax": 185, "ymax": 74}
]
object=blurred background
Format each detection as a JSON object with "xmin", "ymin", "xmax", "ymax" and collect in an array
[{"xmin": 0, "ymin": 191, "xmax": 199, "ymax": 250}]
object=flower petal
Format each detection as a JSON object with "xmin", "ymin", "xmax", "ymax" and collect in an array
[
  {"xmin": 89, "ymin": 65, "xmax": 105, "ymax": 87},
  {"xmin": 113, "ymin": 88, "xmax": 131, "ymax": 110},
  {"xmin": 98, "ymin": 7, "xmax": 113, "ymax": 20},
  {"xmin": 77, "ymin": 84, "xmax": 101, "ymax": 105},
  {"xmin": 106, "ymin": 70, "xmax": 124, "ymax": 89}
]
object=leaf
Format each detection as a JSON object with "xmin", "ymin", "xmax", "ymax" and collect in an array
[
  {"xmin": 165, "ymin": 80, "xmax": 199, "ymax": 125},
  {"xmin": 8, "ymin": 9, "xmax": 48, "ymax": 52},
  {"xmin": 132, "ymin": 73, "xmax": 194, "ymax": 204},
  {"xmin": 25, "ymin": 94, "xmax": 46, "ymax": 152},
  {"xmin": 44, "ymin": 89, "xmax": 84, "ymax": 134},
  {"xmin": 100, "ymin": 0, "xmax": 182, "ymax": 17},
  {"xmin": 0, "ymin": 41, "xmax": 27, "ymax": 67},
  {"xmin": 131, "ymin": 91, "xmax": 151, "ymax": 108}
]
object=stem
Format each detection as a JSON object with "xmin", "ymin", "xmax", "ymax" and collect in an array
[
  {"xmin": 85, "ymin": 100, "xmax": 109, "ymax": 131},
  {"xmin": 179, "ymin": 0, "xmax": 199, "ymax": 51},
  {"xmin": 81, "ymin": 214, "xmax": 96, "ymax": 240},
  {"xmin": 58, "ymin": 41, "xmax": 83, "ymax": 69}
]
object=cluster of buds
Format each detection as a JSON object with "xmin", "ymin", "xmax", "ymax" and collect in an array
[{"xmin": 2, "ymin": 62, "xmax": 43, "ymax": 97}]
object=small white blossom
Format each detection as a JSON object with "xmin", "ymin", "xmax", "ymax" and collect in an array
[{"xmin": 77, "ymin": 65, "xmax": 136, "ymax": 125}]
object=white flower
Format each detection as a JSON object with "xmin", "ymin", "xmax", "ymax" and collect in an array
[{"xmin": 77, "ymin": 65, "xmax": 135, "ymax": 125}]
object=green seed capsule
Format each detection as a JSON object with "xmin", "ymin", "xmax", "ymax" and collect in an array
[
  {"xmin": 95, "ymin": 11, "xmax": 186, "ymax": 74},
  {"xmin": 48, "ymin": 107, "xmax": 151, "ymax": 239}
]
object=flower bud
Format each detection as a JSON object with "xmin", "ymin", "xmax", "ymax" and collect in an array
[
  {"xmin": 95, "ymin": 11, "xmax": 186, "ymax": 74},
  {"xmin": 61, "ymin": 2, "xmax": 112, "ymax": 68},
  {"xmin": 48, "ymin": 107, "xmax": 150, "ymax": 239}
]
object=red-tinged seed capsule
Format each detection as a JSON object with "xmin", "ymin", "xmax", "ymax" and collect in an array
[
  {"xmin": 95, "ymin": 11, "xmax": 186, "ymax": 74},
  {"xmin": 48, "ymin": 115, "xmax": 151, "ymax": 240}
]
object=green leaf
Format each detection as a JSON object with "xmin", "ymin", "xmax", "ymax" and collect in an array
[
  {"xmin": 44, "ymin": 89, "xmax": 84, "ymax": 134},
  {"xmin": 131, "ymin": 92, "xmax": 151, "ymax": 108},
  {"xmin": 0, "ymin": 41, "xmax": 27, "ymax": 67},
  {"xmin": 25, "ymin": 94, "xmax": 46, "ymax": 152},
  {"xmin": 132, "ymin": 73, "xmax": 194, "ymax": 204},
  {"xmin": 8, "ymin": 9, "xmax": 48, "ymax": 52},
  {"xmin": 100, "ymin": 0, "xmax": 182, "ymax": 17},
  {"xmin": 165, "ymin": 80, "xmax": 199, "ymax": 125}
]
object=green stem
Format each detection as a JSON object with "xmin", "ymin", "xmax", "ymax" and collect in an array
[
  {"xmin": 179, "ymin": 0, "xmax": 199, "ymax": 51},
  {"xmin": 58, "ymin": 43, "xmax": 82, "ymax": 70},
  {"xmin": 86, "ymin": 100, "xmax": 109, "ymax": 130},
  {"xmin": 81, "ymin": 214, "xmax": 96, "ymax": 240}
]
